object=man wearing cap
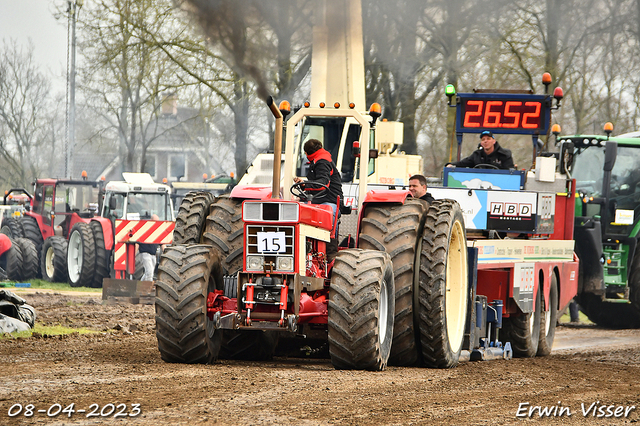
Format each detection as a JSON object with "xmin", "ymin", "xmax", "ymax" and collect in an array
[{"xmin": 446, "ymin": 130, "xmax": 514, "ymax": 170}]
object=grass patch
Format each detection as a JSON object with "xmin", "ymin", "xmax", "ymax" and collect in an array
[
  {"xmin": 0, "ymin": 279, "xmax": 101, "ymax": 293},
  {"xmin": 1, "ymin": 323, "xmax": 98, "ymax": 339}
]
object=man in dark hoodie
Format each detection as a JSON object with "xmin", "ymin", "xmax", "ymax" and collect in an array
[
  {"xmin": 446, "ymin": 130, "xmax": 514, "ymax": 170},
  {"xmin": 294, "ymin": 138, "xmax": 343, "ymax": 261}
]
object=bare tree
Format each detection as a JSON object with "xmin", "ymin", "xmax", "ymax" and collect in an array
[{"xmin": 0, "ymin": 40, "xmax": 63, "ymax": 189}]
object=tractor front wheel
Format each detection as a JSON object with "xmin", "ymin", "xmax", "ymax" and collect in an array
[
  {"xmin": 155, "ymin": 245, "xmax": 223, "ymax": 363},
  {"xmin": 417, "ymin": 199, "xmax": 469, "ymax": 368},
  {"xmin": 41, "ymin": 237, "xmax": 68, "ymax": 283},
  {"xmin": 67, "ymin": 223, "xmax": 96, "ymax": 287},
  {"xmin": 0, "ymin": 238, "xmax": 23, "ymax": 281},
  {"xmin": 328, "ymin": 249, "xmax": 395, "ymax": 371},
  {"xmin": 90, "ymin": 221, "xmax": 110, "ymax": 288}
]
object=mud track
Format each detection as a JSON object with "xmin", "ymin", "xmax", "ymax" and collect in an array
[{"xmin": 1, "ymin": 292, "xmax": 640, "ymax": 425}]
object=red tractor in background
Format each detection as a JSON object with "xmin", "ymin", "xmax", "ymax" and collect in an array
[{"xmin": 1, "ymin": 176, "xmax": 112, "ymax": 287}]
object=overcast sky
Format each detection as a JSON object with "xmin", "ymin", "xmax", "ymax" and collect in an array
[{"xmin": 0, "ymin": 0, "xmax": 69, "ymax": 95}]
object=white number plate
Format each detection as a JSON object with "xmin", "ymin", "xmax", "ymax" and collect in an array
[{"xmin": 256, "ymin": 232, "xmax": 286, "ymax": 253}]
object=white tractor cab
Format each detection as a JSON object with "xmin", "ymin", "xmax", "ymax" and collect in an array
[
  {"xmin": 234, "ymin": 103, "xmax": 423, "ymax": 241},
  {"xmin": 102, "ymin": 173, "xmax": 175, "ymax": 222}
]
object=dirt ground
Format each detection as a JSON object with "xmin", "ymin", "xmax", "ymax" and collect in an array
[{"xmin": 2, "ymin": 292, "xmax": 640, "ymax": 426}]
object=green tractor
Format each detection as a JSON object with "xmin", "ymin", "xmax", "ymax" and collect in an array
[{"xmin": 558, "ymin": 125, "xmax": 640, "ymax": 327}]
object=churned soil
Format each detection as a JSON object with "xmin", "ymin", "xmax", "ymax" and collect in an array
[{"xmin": 1, "ymin": 292, "xmax": 640, "ymax": 425}]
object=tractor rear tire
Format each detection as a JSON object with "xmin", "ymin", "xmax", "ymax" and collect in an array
[
  {"xmin": 502, "ymin": 285, "xmax": 542, "ymax": 357},
  {"xmin": 41, "ymin": 237, "xmax": 68, "ymax": 283},
  {"xmin": 155, "ymin": 245, "xmax": 223, "ymax": 363},
  {"xmin": 14, "ymin": 238, "xmax": 38, "ymax": 280},
  {"xmin": 328, "ymin": 249, "xmax": 395, "ymax": 371},
  {"xmin": 358, "ymin": 199, "xmax": 425, "ymax": 366},
  {"xmin": 174, "ymin": 191, "xmax": 215, "ymax": 244},
  {"xmin": 537, "ymin": 275, "xmax": 558, "ymax": 356},
  {"xmin": 1, "ymin": 217, "xmax": 24, "ymax": 239},
  {"xmin": 417, "ymin": 200, "xmax": 469, "ymax": 368},
  {"xmin": 90, "ymin": 221, "xmax": 110, "ymax": 288},
  {"xmin": 21, "ymin": 215, "xmax": 43, "ymax": 250},
  {"xmin": 203, "ymin": 196, "xmax": 243, "ymax": 277},
  {"xmin": 67, "ymin": 223, "xmax": 96, "ymax": 287}
]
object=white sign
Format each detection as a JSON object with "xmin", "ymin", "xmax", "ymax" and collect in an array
[
  {"xmin": 256, "ymin": 231, "xmax": 286, "ymax": 253},
  {"xmin": 615, "ymin": 209, "xmax": 634, "ymax": 225}
]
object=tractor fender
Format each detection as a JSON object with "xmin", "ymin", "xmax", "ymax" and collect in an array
[
  {"xmin": 230, "ymin": 185, "xmax": 272, "ymax": 200},
  {"xmin": 90, "ymin": 217, "xmax": 114, "ymax": 251},
  {"xmin": 357, "ymin": 189, "xmax": 412, "ymax": 235},
  {"xmin": 0, "ymin": 233, "xmax": 11, "ymax": 256}
]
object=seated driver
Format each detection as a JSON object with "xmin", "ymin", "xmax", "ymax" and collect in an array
[
  {"xmin": 446, "ymin": 130, "xmax": 514, "ymax": 170},
  {"xmin": 293, "ymin": 138, "xmax": 343, "ymax": 262}
]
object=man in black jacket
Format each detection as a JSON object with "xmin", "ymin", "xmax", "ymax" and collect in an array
[
  {"xmin": 408, "ymin": 174, "xmax": 435, "ymax": 204},
  {"xmin": 294, "ymin": 139, "xmax": 343, "ymax": 262},
  {"xmin": 446, "ymin": 130, "xmax": 514, "ymax": 170}
]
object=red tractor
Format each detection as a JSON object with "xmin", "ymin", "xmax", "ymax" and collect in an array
[
  {"xmin": 154, "ymin": 98, "xmax": 470, "ymax": 370},
  {"xmin": 2, "ymin": 177, "xmax": 112, "ymax": 287}
]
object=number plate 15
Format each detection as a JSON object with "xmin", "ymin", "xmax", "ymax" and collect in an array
[{"xmin": 256, "ymin": 232, "xmax": 286, "ymax": 253}]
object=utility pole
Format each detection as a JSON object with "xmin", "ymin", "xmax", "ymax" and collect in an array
[{"xmin": 66, "ymin": 0, "xmax": 83, "ymax": 178}]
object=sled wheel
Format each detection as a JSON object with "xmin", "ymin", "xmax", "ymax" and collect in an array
[
  {"xmin": 67, "ymin": 222, "xmax": 96, "ymax": 287},
  {"xmin": 328, "ymin": 249, "xmax": 395, "ymax": 371},
  {"xmin": 358, "ymin": 199, "xmax": 425, "ymax": 366},
  {"xmin": 417, "ymin": 199, "xmax": 469, "ymax": 368},
  {"xmin": 155, "ymin": 244, "xmax": 223, "ymax": 363},
  {"xmin": 203, "ymin": 195, "xmax": 243, "ymax": 278},
  {"xmin": 503, "ymin": 283, "xmax": 542, "ymax": 357},
  {"xmin": 14, "ymin": 238, "xmax": 39, "ymax": 280},
  {"xmin": 90, "ymin": 221, "xmax": 110, "ymax": 288},
  {"xmin": 537, "ymin": 274, "xmax": 558, "ymax": 356},
  {"xmin": 41, "ymin": 237, "xmax": 68, "ymax": 283},
  {"xmin": 174, "ymin": 191, "xmax": 215, "ymax": 244}
]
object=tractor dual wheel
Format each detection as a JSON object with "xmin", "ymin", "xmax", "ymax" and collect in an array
[
  {"xmin": 173, "ymin": 191, "xmax": 215, "ymax": 245},
  {"xmin": 67, "ymin": 223, "xmax": 96, "ymax": 288},
  {"xmin": 1, "ymin": 217, "xmax": 24, "ymax": 239},
  {"xmin": 203, "ymin": 196, "xmax": 243, "ymax": 277},
  {"xmin": 14, "ymin": 238, "xmax": 39, "ymax": 280},
  {"xmin": 358, "ymin": 198, "xmax": 426, "ymax": 366},
  {"xmin": 328, "ymin": 249, "xmax": 395, "ymax": 371},
  {"xmin": 537, "ymin": 274, "xmax": 559, "ymax": 356},
  {"xmin": 20, "ymin": 216, "xmax": 43, "ymax": 278},
  {"xmin": 90, "ymin": 221, "xmax": 110, "ymax": 288},
  {"xmin": 502, "ymin": 285, "xmax": 542, "ymax": 357},
  {"xmin": 155, "ymin": 244, "xmax": 223, "ymax": 364},
  {"xmin": 417, "ymin": 199, "xmax": 469, "ymax": 368},
  {"xmin": 41, "ymin": 237, "xmax": 68, "ymax": 283}
]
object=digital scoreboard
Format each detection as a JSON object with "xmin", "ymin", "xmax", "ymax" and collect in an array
[{"xmin": 455, "ymin": 93, "xmax": 552, "ymax": 136}]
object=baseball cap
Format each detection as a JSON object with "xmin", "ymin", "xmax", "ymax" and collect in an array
[{"xmin": 480, "ymin": 130, "xmax": 493, "ymax": 139}]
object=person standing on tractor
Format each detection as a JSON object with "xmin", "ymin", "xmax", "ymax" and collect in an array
[
  {"xmin": 294, "ymin": 138, "xmax": 343, "ymax": 262},
  {"xmin": 408, "ymin": 174, "xmax": 435, "ymax": 204},
  {"xmin": 446, "ymin": 130, "xmax": 515, "ymax": 170}
]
